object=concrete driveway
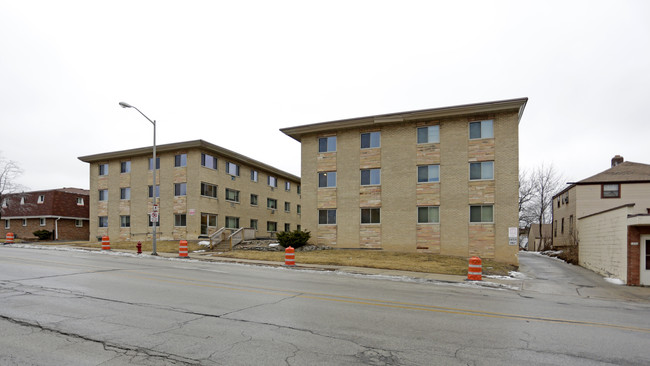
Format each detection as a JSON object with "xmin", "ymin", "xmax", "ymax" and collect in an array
[{"xmin": 518, "ymin": 251, "xmax": 650, "ymax": 302}]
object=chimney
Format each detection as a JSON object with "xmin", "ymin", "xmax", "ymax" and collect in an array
[{"xmin": 611, "ymin": 155, "xmax": 624, "ymax": 167}]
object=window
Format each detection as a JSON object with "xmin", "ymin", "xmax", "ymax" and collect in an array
[
  {"xmin": 226, "ymin": 162, "xmax": 240, "ymax": 176},
  {"xmin": 470, "ymin": 162, "xmax": 494, "ymax": 180},
  {"xmin": 77, "ymin": 197, "xmax": 84, "ymax": 206},
  {"xmin": 120, "ymin": 215, "xmax": 131, "ymax": 228},
  {"xmin": 120, "ymin": 161, "xmax": 131, "ymax": 173},
  {"xmin": 250, "ymin": 219, "xmax": 258, "ymax": 230},
  {"xmin": 99, "ymin": 164, "xmax": 108, "ymax": 176},
  {"xmin": 470, "ymin": 205, "xmax": 493, "ymax": 223},
  {"xmin": 251, "ymin": 170, "xmax": 258, "ymax": 182},
  {"xmin": 200, "ymin": 182, "xmax": 217, "ymax": 198},
  {"xmin": 201, "ymin": 153, "xmax": 218, "ymax": 169},
  {"xmin": 297, "ymin": 225, "xmax": 301, "ymax": 231},
  {"xmin": 1, "ymin": 199, "xmax": 6, "ymax": 208},
  {"xmin": 602, "ymin": 183, "xmax": 620, "ymax": 198},
  {"xmin": 469, "ymin": 120, "xmax": 493, "ymax": 139},
  {"xmin": 148, "ymin": 157, "xmax": 160, "ymax": 170},
  {"xmin": 20, "ymin": 197, "xmax": 25, "ymax": 205},
  {"xmin": 148, "ymin": 185, "xmax": 160, "ymax": 198},
  {"xmin": 174, "ymin": 183, "xmax": 187, "ymax": 196},
  {"xmin": 318, "ymin": 172, "xmax": 337, "ymax": 188},
  {"xmin": 361, "ymin": 131, "xmax": 380, "ymax": 148},
  {"xmin": 174, "ymin": 214, "xmax": 187, "ymax": 227},
  {"xmin": 75, "ymin": 219, "xmax": 83, "ymax": 228},
  {"xmin": 361, "ymin": 208, "xmax": 381, "ymax": 224},
  {"xmin": 200, "ymin": 213, "xmax": 217, "ymax": 235},
  {"xmin": 417, "ymin": 126, "xmax": 440, "ymax": 144},
  {"xmin": 250, "ymin": 194, "xmax": 258, "ymax": 206},
  {"xmin": 569, "ymin": 215, "xmax": 574, "ymax": 235},
  {"xmin": 284, "ymin": 202, "xmax": 290, "ymax": 212},
  {"xmin": 554, "ymin": 220, "xmax": 557, "ymax": 237},
  {"xmin": 319, "ymin": 209, "xmax": 337, "ymax": 224},
  {"xmin": 417, "ymin": 165, "xmax": 440, "ymax": 183},
  {"xmin": 99, "ymin": 189, "xmax": 108, "ymax": 201},
  {"xmin": 225, "ymin": 189, "xmax": 240, "ymax": 202},
  {"xmin": 267, "ymin": 198, "xmax": 278, "ymax": 210},
  {"xmin": 284, "ymin": 223, "xmax": 291, "ymax": 232},
  {"xmin": 318, "ymin": 136, "xmax": 337, "ymax": 152},
  {"xmin": 225, "ymin": 216, "xmax": 239, "ymax": 229},
  {"xmin": 561, "ymin": 218, "xmax": 565, "ymax": 234},
  {"xmin": 175, "ymin": 154, "xmax": 187, "ymax": 167},
  {"xmin": 37, "ymin": 195, "xmax": 45, "ymax": 204},
  {"xmin": 297, "ymin": 205, "xmax": 301, "ymax": 215},
  {"xmin": 297, "ymin": 185, "xmax": 301, "ymax": 195},
  {"xmin": 267, "ymin": 221, "xmax": 277, "ymax": 232},
  {"xmin": 98, "ymin": 216, "xmax": 108, "ymax": 227},
  {"xmin": 418, "ymin": 206, "xmax": 440, "ymax": 223},
  {"xmin": 361, "ymin": 169, "xmax": 381, "ymax": 185},
  {"xmin": 268, "ymin": 176, "xmax": 277, "ymax": 188},
  {"xmin": 120, "ymin": 187, "xmax": 131, "ymax": 200},
  {"xmin": 285, "ymin": 181, "xmax": 291, "ymax": 191},
  {"xmin": 22, "ymin": 219, "xmax": 27, "ymax": 226},
  {"xmin": 4, "ymin": 220, "xmax": 9, "ymax": 229}
]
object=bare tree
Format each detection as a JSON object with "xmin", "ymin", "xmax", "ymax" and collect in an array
[
  {"xmin": 518, "ymin": 169, "xmax": 536, "ymax": 229},
  {"xmin": 530, "ymin": 163, "xmax": 564, "ymax": 248},
  {"xmin": 0, "ymin": 154, "xmax": 24, "ymax": 220}
]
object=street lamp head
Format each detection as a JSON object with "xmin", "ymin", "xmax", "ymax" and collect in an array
[{"xmin": 119, "ymin": 102, "xmax": 133, "ymax": 108}]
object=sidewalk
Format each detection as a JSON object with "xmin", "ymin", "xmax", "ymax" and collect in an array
[{"xmin": 18, "ymin": 243, "xmax": 524, "ymax": 290}]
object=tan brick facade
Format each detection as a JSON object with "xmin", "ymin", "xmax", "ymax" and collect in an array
[
  {"xmin": 283, "ymin": 98, "xmax": 527, "ymax": 265},
  {"xmin": 80, "ymin": 140, "xmax": 301, "ymax": 242}
]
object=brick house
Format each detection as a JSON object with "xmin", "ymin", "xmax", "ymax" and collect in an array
[
  {"xmin": 1, "ymin": 188, "xmax": 90, "ymax": 241},
  {"xmin": 78, "ymin": 140, "xmax": 301, "ymax": 242},
  {"xmin": 281, "ymin": 98, "xmax": 527, "ymax": 265},
  {"xmin": 552, "ymin": 156, "xmax": 650, "ymax": 285}
]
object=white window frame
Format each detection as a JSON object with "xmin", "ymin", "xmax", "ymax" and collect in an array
[
  {"xmin": 77, "ymin": 197, "xmax": 85, "ymax": 206},
  {"xmin": 268, "ymin": 176, "xmax": 278, "ymax": 188},
  {"xmin": 75, "ymin": 219, "xmax": 83, "ymax": 228},
  {"xmin": 226, "ymin": 162, "xmax": 240, "ymax": 177},
  {"xmin": 40, "ymin": 218, "xmax": 46, "ymax": 226},
  {"xmin": 22, "ymin": 219, "xmax": 27, "ymax": 226},
  {"xmin": 417, "ymin": 206, "xmax": 440, "ymax": 224},
  {"xmin": 318, "ymin": 209, "xmax": 337, "ymax": 225},
  {"xmin": 20, "ymin": 197, "xmax": 25, "ymax": 205},
  {"xmin": 37, "ymin": 195, "xmax": 45, "ymax": 204},
  {"xmin": 361, "ymin": 208, "xmax": 381, "ymax": 224},
  {"xmin": 470, "ymin": 205, "xmax": 494, "ymax": 223}
]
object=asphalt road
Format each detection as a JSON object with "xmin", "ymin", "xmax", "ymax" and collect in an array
[{"xmin": 1, "ymin": 246, "xmax": 649, "ymax": 365}]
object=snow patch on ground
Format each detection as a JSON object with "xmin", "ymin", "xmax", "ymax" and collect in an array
[
  {"xmin": 604, "ymin": 277, "xmax": 625, "ymax": 285},
  {"xmin": 485, "ymin": 271, "xmax": 528, "ymax": 280},
  {"xmin": 198, "ymin": 241, "xmax": 210, "ymax": 246}
]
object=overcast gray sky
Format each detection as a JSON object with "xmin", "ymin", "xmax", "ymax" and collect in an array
[{"xmin": 1, "ymin": 0, "xmax": 648, "ymax": 191}]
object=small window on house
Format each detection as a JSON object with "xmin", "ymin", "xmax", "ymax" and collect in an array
[
  {"xmin": 225, "ymin": 216, "xmax": 239, "ymax": 229},
  {"xmin": 469, "ymin": 120, "xmax": 493, "ymax": 139},
  {"xmin": 285, "ymin": 181, "xmax": 291, "ymax": 191},
  {"xmin": 99, "ymin": 190, "xmax": 108, "ymax": 201},
  {"xmin": 200, "ymin": 182, "xmax": 218, "ymax": 198},
  {"xmin": 361, "ymin": 208, "xmax": 381, "ymax": 224},
  {"xmin": 4, "ymin": 219, "xmax": 9, "ymax": 229},
  {"xmin": 250, "ymin": 194, "xmax": 258, "ymax": 206},
  {"xmin": 318, "ymin": 172, "xmax": 337, "ymax": 188},
  {"xmin": 98, "ymin": 216, "xmax": 108, "ymax": 227},
  {"xmin": 470, "ymin": 205, "xmax": 493, "ymax": 223},
  {"xmin": 284, "ymin": 202, "xmax": 290, "ymax": 212},
  {"xmin": 251, "ymin": 170, "xmax": 258, "ymax": 182},
  {"xmin": 417, "ymin": 165, "xmax": 440, "ymax": 183},
  {"xmin": 120, "ymin": 215, "xmax": 131, "ymax": 228},
  {"xmin": 469, "ymin": 162, "xmax": 494, "ymax": 180},
  {"xmin": 174, "ymin": 183, "xmax": 187, "ymax": 196},
  {"xmin": 175, "ymin": 154, "xmax": 187, "ymax": 167},
  {"xmin": 297, "ymin": 205, "xmax": 301, "ymax": 215},
  {"xmin": 297, "ymin": 185, "xmax": 301, "ymax": 195},
  {"xmin": 20, "ymin": 197, "xmax": 25, "ymax": 205},
  {"xmin": 22, "ymin": 219, "xmax": 27, "ymax": 226},
  {"xmin": 318, "ymin": 136, "xmax": 337, "ymax": 153},
  {"xmin": 250, "ymin": 219, "xmax": 258, "ymax": 230},
  {"xmin": 1, "ymin": 199, "xmax": 6, "ymax": 208},
  {"xmin": 120, "ymin": 188, "xmax": 131, "ymax": 200},
  {"xmin": 77, "ymin": 197, "xmax": 84, "ymax": 206},
  {"xmin": 318, "ymin": 209, "xmax": 337, "ymax": 225},
  {"xmin": 75, "ymin": 219, "xmax": 83, "ymax": 228},
  {"xmin": 148, "ymin": 157, "xmax": 160, "ymax": 170},
  {"xmin": 561, "ymin": 218, "xmax": 565, "ymax": 234},
  {"xmin": 297, "ymin": 224, "xmax": 301, "ymax": 231},
  {"xmin": 174, "ymin": 214, "xmax": 187, "ymax": 227},
  {"xmin": 361, "ymin": 131, "xmax": 380, "ymax": 148},
  {"xmin": 268, "ymin": 176, "xmax": 278, "ymax": 188},
  {"xmin": 267, "ymin": 198, "xmax": 278, "ymax": 210},
  {"xmin": 120, "ymin": 161, "xmax": 131, "ymax": 173},
  {"xmin": 417, "ymin": 126, "xmax": 440, "ymax": 144},
  {"xmin": 39, "ymin": 218, "xmax": 46, "ymax": 226},
  {"xmin": 284, "ymin": 223, "xmax": 291, "ymax": 232},
  {"xmin": 361, "ymin": 169, "xmax": 381, "ymax": 185},
  {"xmin": 201, "ymin": 153, "xmax": 218, "ymax": 169},
  {"xmin": 99, "ymin": 164, "xmax": 108, "ymax": 176},
  {"xmin": 602, "ymin": 184, "xmax": 620, "ymax": 198},
  {"xmin": 37, "ymin": 195, "xmax": 45, "ymax": 204},
  {"xmin": 226, "ymin": 162, "xmax": 240, "ymax": 176},
  {"xmin": 418, "ymin": 206, "xmax": 440, "ymax": 223},
  {"xmin": 267, "ymin": 221, "xmax": 277, "ymax": 232},
  {"xmin": 225, "ymin": 189, "xmax": 240, "ymax": 202}
]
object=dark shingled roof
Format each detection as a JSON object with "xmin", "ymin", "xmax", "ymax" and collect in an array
[{"xmin": 575, "ymin": 162, "xmax": 650, "ymax": 184}]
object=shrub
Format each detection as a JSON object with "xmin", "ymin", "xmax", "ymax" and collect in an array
[
  {"xmin": 33, "ymin": 230, "xmax": 52, "ymax": 240},
  {"xmin": 276, "ymin": 230, "xmax": 311, "ymax": 249}
]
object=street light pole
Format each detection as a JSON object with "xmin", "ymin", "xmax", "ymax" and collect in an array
[{"xmin": 119, "ymin": 102, "xmax": 158, "ymax": 255}]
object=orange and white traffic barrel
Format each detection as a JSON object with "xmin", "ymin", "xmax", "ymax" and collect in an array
[
  {"xmin": 101, "ymin": 236, "xmax": 110, "ymax": 250},
  {"xmin": 285, "ymin": 246, "xmax": 295, "ymax": 266},
  {"xmin": 6, "ymin": 232, "xmax": 14, "ymax": 244},
  {"xmin": 179, "ymin": 240, "xmax": 189, "ymax": 258},
  {"xmin": 468, "ymin": 256, "xmax": 482, "ymax": 281}
]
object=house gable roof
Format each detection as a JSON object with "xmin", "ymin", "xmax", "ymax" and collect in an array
[{"xmin": 573, "ymin": 162, "xmax": 650, "ymax": 185}]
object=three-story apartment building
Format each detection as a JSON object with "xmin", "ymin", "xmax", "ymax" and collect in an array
[
  {"xmin": 281, "ymin": 98, "xmax": 527, "ymax": 265},
  {"xmin": 79, "ymin": 140, "xmax": 301, "ymax": 242}
]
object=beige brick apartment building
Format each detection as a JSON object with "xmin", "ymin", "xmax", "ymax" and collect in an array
[
  {"xmin": 79, "ymin": 140, "xmax": 301, "ymax": 242},
  {"xmin": 282, "ymin": 98, "xmax": 527, "ymax": 264}
]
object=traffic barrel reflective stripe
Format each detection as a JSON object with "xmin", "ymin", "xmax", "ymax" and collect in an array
[
  {"xmin": 6, "ymin": 232, "xmax": 14, "ymax": 244},
  {"xmin": 101, "ymin": 236, "xmax": 110, "ymax": 250},
  {"xmin": 467, "ymin": 256, "xmax": 482, "ymax": 281},
  {"xmin": 179, "ymin": 240, "xmax": 189, "ymax": 258},
  {"xmin": 285, "ymin": 246, "xmax": 295, "ymax": 266}
]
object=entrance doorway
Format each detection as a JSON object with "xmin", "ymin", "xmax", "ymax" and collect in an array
[{"xmin": 641, "ymin": 236, "xmax": 650, "ymax": 286}]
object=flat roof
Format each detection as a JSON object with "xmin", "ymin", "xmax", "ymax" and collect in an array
[
  {"xmin": 280, "ymin": 97, "xmax": 528, "ymax": 142},
  {"xmin": 78, "ymin": 139, "xmax": 300, "ymax": 182}
]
